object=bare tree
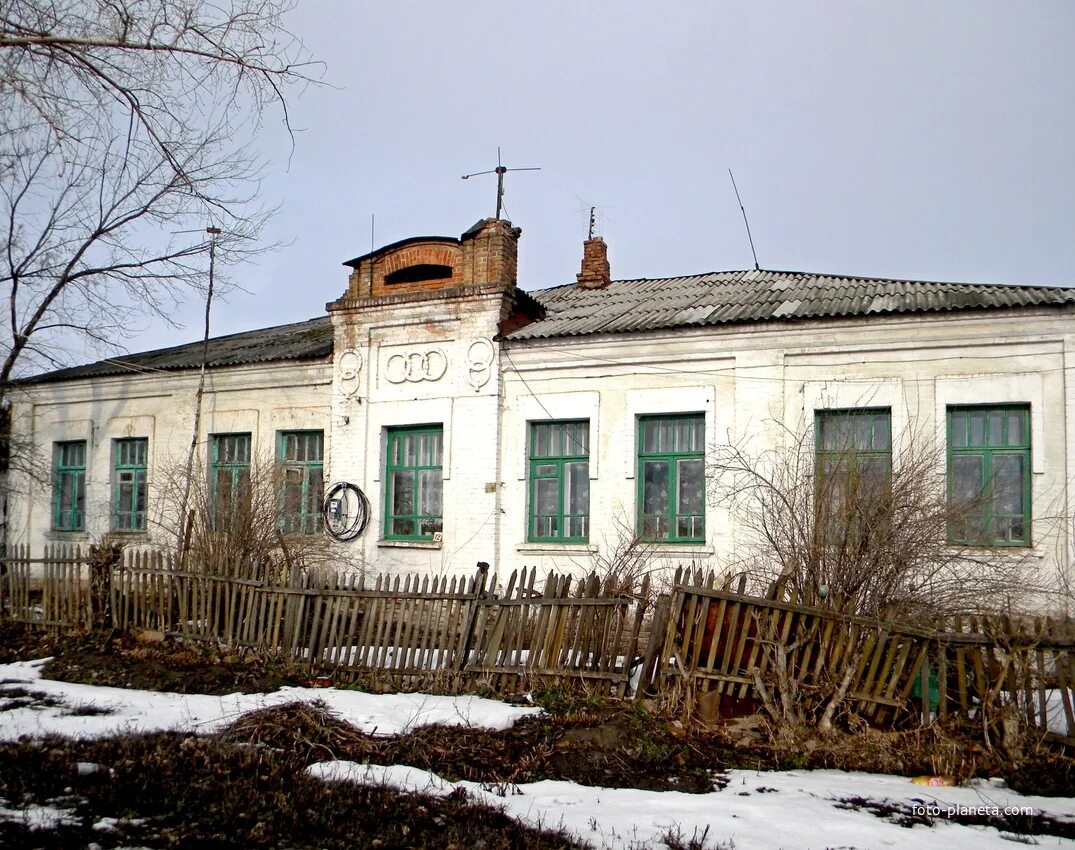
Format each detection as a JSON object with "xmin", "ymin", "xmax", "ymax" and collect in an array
[
  {"xmin": 709, "ymin": 418, "xmax": 1036, "ymax": 621},
  {"xmin": 151, "ymin": 450, "xmax": 364, "ymax": 583},
  {"xmin": 708, "ymin": 417, "xmax": 1043, "ymax": 733},
  {"xmin": 0, "ymin": 0, "xmax": 319, "ymax": 392}
]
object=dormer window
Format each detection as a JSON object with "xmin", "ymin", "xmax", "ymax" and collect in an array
[{"xmin": 384, "ymin": 263, "xmax": 453, "ymax": 285}]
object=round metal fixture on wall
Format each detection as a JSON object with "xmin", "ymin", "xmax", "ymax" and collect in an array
[{"xmin": 322, "ymin": 482, "xmax": 370, "ymax": 541}]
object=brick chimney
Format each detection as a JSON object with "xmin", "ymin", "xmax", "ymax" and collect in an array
[{"xmin": 576, "ymin": 237, "xmax": 611, "ymax": 289}]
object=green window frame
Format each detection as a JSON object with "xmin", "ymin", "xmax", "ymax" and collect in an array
[
  {"xmin": 278, "ymin": 430, "xmax": 324, "ymax": 535},
  {"xmin": 947, "ymin": 405, "xmax": 1031, "ymax": 547},
  {"xmin": 210, "ymin": 433, "xmax": 251, "ymax": 530},
  {"xmin": 528, "ymin": 420, "xmax": 589, "ymax": 543},
  {"xmin": 384, "ymin": 426, "xmax": 443, "ymax": 540},
  {"xmin": 52, "ymin": 441, "xmax": 86, "ymax": 531},
  {"xmin": 815, "ymin": 408, "xmax": 892, "ymax": 542},
  {"xmin": 112, "ymin": 438, "xmax": 148, "ymax": 532},
  {"xmin": 637, "ymin": 414, "xmax": 705, "ymax": 543}
]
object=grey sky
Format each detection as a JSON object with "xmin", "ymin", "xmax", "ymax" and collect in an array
[{"xmin": 115, "ymin": 1, "xmax": 1075, "ymax": 355}]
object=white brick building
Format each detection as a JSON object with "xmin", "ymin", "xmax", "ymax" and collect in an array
[{"xmin": 6, "ymin": 217, "xmax": 1075, "ymax": 609}]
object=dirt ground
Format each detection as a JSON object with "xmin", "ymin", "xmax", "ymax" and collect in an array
[{"xmin": 1, "ymin": 623, "xmax": 1073, "ymax": 847}]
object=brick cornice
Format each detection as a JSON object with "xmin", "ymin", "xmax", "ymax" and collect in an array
[{"xmin": 327, "ymin": 282, "xmax": 510, "ymax": 314}]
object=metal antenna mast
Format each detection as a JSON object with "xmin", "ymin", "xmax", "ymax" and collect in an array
[
  {"xmin": 728, "ymin": 169, "xmax": 761, "ymax": 271},
  {"xmin": 588, "ymin": 206, "xmax": 596, "ymax": 240},
  {"xmin": 462, "ymin": 147, "xmax": 540, "ymax": 219}
]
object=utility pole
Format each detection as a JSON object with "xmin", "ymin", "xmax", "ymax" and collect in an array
[{"xmin": 177, "ymin": 226, "xmax": 221, "ymax": 556}]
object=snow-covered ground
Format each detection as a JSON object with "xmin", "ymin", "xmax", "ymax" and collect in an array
[
  {"xmin": 311, "ymin": 761, "xmax": 1075, "ymax": 850},
  {"xmin": 0, "ymin": 658, "xmax": 540, "ymax": 739},
  {"xmin": 2, "ymin": 658, "xmax": 1073, "ymax": 849}
]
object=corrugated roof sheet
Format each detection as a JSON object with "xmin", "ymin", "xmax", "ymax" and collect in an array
[
  {"xmin": 21, "ymin": 316, "xmax": 332, "ymax": 385},
  {"xmin": 20, "ymin": 269, "xmax": 1075, "ymax": 385},
  {"xmin": 507, "ymin": 269, "xmax": 1075, "ymax": 340}
]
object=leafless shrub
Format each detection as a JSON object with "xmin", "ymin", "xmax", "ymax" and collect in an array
[
  {"xmin": 709, "ymin": 418, "xmax": 1033, "ymax": 621},
  {"xmin": 152, "ymin": 451, "xmax": 364, "ymax": 584},
  {"xmin": 590, "ymin": 513, "xmax": 660, "ymax": 597},
  {"xmin": 708, "ymin": 416, "xmax": 1041, "ymax": 733}
]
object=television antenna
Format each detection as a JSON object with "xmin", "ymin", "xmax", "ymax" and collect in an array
[{"xmin": 462, "ymin": 147, "xmax": 540, "ymax": 220}]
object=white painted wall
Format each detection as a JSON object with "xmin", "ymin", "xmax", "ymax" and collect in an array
[
  {"xmin": 499, "ymin": 307, "xmax": 1075, "ymax": 612},
  {"xmin": 6, "ymin": 361, "xmax": 331, "ymax": 552},
  {"xmin": 8, "ymin": 299, "xmax": 1074, "ymax": 612}
]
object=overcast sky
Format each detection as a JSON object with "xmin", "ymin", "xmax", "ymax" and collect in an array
[{"xmin": 119, "ymin": 1, "xmax": 1075, "ymax": 355}]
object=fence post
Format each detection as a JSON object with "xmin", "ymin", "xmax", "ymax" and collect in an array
[
  {"xmin": 457, "ymin": 562, "xmax": 490, "ymax": 672},
  {"xmin": 636, "ymin": 592, "xmax": 672, "ymax": 697},
  {"xmin": 88, "ymin": 541, "xmax": 122, "ymax": 630}
]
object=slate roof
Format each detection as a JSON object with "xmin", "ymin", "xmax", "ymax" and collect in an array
[
  {"xmin": 19, "ymin": 269, "xmax": 1075, "ymax": 384},
  {"xmin": 20, "ymin": 316, "xmax": 332, "ymax": 384},
  {"xmin": 508, "ymin": 269, "xmax": 1075, "ymax": 340}
]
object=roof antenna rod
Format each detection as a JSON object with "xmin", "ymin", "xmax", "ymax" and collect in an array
[
  {"xmin": 728, "ymin": 169, "xmax": 760, "ymax": 271},
  {"xmin": 462, "ymin": 147, "xmax": 541, "ymax": 220}
]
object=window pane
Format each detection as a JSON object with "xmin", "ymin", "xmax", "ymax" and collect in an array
[
  {"xmin": 562, "ymin": 422, "xmax": 588, "ymax": 456},
  {"xmin": 952, "ymin": 454, "xmax": 984, "ymax": 504},
  {"xmin": 1007, "ymin": 411, "xmax": 1026, "ymax": 447},
  {"xmin": 282, "ymin": 468, "xmax": 303, "ymax": 531},
  {"xmin": 534, "ymin": 478, "xmax": 558, "ymax": 537},
  {"xmin": 951, "ymin": 411, "xmax": 968, "ymax": 447},
  {"xmin": 987, "ymin": 410, "xmax": 1005, "ymax": 447},
  {"xmin": 677, "ymin": 458, "xmax": 704, "ymax": 516},
  {"xmin": 60, "ymin": 474, "xmax": 75, "ymax": 515},
  {"xmin": 858, "ymin": 455, "xmax": 891, "ymax": 498},
  {"xmin": 134, "ymin": 470, "xmax": 147, "ymax": 530},
  {"xmin": 419, "ymin": 469, "xmax": 442, "ymax": 516},
  {"xmin": 992, "ymin": 454, "xmax": 1025, "ymax": 517},
  {"xmin": 420, "ymin": 516, "xmax": 442, "ymax": 535},
  {"xmin": 969, "ymin": 412, "xmax": 986, "ymax": 447},
  {"xmin": 658, "ymin": 420, "xmax": 674, "ymax": 452},
  {"xmin": 392, "ymin": 470, "xmax": 415, "ymax": 515},
  {"xmin": 566, "ymin": 462, "xmax": 589, "ymax": 517},
  {"xmin": 532, "ymin": 423, "xmax": 552, "ymax": 458},
  {"xmin": 643, "ymin": 460, "xmax": 669, "ymax": 516},
  {"xmin": 642, "ymin": 420, "xmax": 659, "ymax": 453},
  {"xmin": 307, "ymin": 467, "xmax": 325, "ymax": 533},
  {"xmin": 873, "ymin": 414, "xmax": 891, "ymax": 450}
]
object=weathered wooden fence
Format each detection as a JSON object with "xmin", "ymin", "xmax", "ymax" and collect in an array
[
  {"xmin": 3, "ymin": 546, "xmax": 1073, "ymax": 738},
  {"xmin": 26, "ymin": 548, "xmax": 649, "ymax": 695},
  {"xmin": 646, "ymin": 567, "xmax": 1075, "ymax": 743},
  {"xmin": 0, "ymin": 543, "xmax": 92, "ymax": 628}
]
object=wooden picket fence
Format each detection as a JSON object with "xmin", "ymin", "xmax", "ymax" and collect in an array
[
  {"xmin": 106, "ymin": 550, "xmax": 649, "ymax": 694},
  {"xmin": 646, "ymin": 567, "xmax": 1075, "ymax": 743},
  {"xmin": 3, "ymin": 545, "xmax": 1073, "ymax": 737},
  {"xmin": 0, "ymin": 543, "xmax": 92, "ymax": 628}
]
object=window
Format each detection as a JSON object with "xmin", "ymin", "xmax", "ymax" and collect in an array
[
  {"xmin": 638, "ymin": 414, "xmax": 705, "ymax": 542},
  {"xmin": 948, "ymin": 405, "xmax": 1030, "ymax": 546},
  {"xmin": 384, "ymin": 426, "xmax": 443, "ymax": 540},
  {"xmin": 815, "ymin": 409, "xmax": 892, "ymax": 542},
  {"xmin": 210, "ymin": 433, "xmax": 251, "ymax": 530},
  {"xmin": 53, "ymin": 441, "xmax": 86, "ymax": 531},
  {"xmin": 279, "ymin": 431, "xmax": 324, "ymax": 535},
  {"xmin": 529, "ymin": 421, "xmax": 589, "ymax": 542},
  {"xmin": 112, "ymin": 438, "xmax": 148, "ymax": 532},
  {"xmin": 384, "ymin": 264, "xmax": 453, "ymax": 285}
]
